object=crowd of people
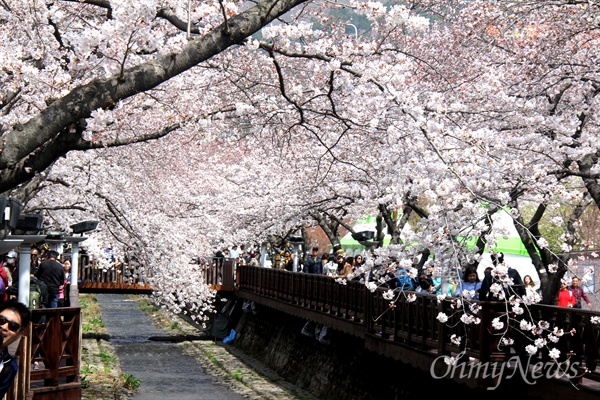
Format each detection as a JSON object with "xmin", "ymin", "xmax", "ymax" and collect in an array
[
  {"xmin": 557, "ymin": 276, "xmax": 592, "ymax": 308},
  {"xmin": 1, "ymin": 245, "xmax": 72, "ymax": 310},
  {"xmin": 216, "ymin": 244, "xmax": 368, "ymax": 279},
  {"xmin": 0, "ymin": 244, "xmax": 75, "ymax": 393},
  {"xmin": 218, "ymin": 245, "xmax": 592, "ymax": 309},
  {"xmin": 2, "ymin": 248, "xmax": 72, "ymax": 350}
]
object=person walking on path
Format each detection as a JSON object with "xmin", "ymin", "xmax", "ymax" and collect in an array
[{"xmin": 35, "ymin": 250, "xmax": 65, "ymax": 308}]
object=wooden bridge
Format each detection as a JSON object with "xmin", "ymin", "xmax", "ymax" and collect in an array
[
  {"xmin": 5, "ymin": 254, "xmax": 152, "ymax": 400},
  {"xmin": 6, "ymin": 259, "xmax": 600, "ymax": 399},
  {"xmin": 76, "ymin": 256, "xmax": 152, "ymax": 294},
  {"xmin": 209, "ymin": 262, "xmax": 600, "ymax": 395}
]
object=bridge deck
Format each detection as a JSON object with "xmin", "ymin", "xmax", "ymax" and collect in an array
[{"xmin": 78, "ymin": 282, "xmax": 152, "ymax": 294}]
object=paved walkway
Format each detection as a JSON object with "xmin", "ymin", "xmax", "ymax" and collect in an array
[
  {"xmin": 96, "ymin": 293, "xmax": 316, "ymax": 400},
  {"xmin": 97, "ymin": 293, "xmax": 246, "ymax": 400}
]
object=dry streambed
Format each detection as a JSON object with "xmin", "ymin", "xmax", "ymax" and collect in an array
[{"xmin": 81, "ymin": 294, "xmax": 314, "ymax": 400}]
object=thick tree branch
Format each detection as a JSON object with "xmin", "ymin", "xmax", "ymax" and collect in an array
[{"xmin": 0, "ymin": 0, "xmax": 308, "ymax": 193}]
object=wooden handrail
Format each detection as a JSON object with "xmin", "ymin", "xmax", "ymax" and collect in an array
[
  {"xmin": 77, "ymin": 255, "xmax": 152, "ymax": 293},
  {"xmin": 203, "ymin": 258, "xmax": 236, "ymax": 291},
  {"xmin": 234, "ymin": 264, "xmax": 600, "ymax": 389},
  {"xmin": 7, "ymin": 285, "xmax": 82, "ymax": 400},
  {"xmin": 8, "ymin": 260, "xmax": 599, "ymax": 398}
]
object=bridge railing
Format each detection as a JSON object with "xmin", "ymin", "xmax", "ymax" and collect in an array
[
  {"xmin": 202, "ymin": 258, "xmax": 236, "ymax": 291},
  {"xmin": 7, "ymin": 285, "xmax": 82, "ymax": 400},
  {"xmin": 77, "ymin": 255, "xmax": 152, "ymax": 294},
  {"xmin": 234, "ymin": 264, "xmax": 600, "ymax": 388}
]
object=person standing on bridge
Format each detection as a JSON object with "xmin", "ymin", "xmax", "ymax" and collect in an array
[
  {"xmin": 30, "ymin": 246, "xmax": 41, "ymax": 275},
  {"xmin": 0, "ymin": 300, "xmax": 31, "ymax": 398},
  {"xmin": 0, "ymin": 252, "xmax": 15, "ymax": 303},
  {"xmin": 453, "ymin": 264, "xmax": 482, "ymax": 300},
  {"xmin": 301, "ymin": 247, "xmax": 330, "ymax": 344},
  {"xmin": 557, "ymin": 281, "xmax": 576, "ymax": 307},
  {"xmin": 303, "ymin": 247, "xmax": 322, "ymax": 274},
  {"xmin": 479, "ymin": 252, "xmax": 525, "ymax": 300},
  {"xmin": 569, "ymin": 277, "xmax": 591, "ymax": 309},
  {"xmin": 35, "ymin": 250, "xmax": 65, "ymax": 309},
  {"xmin": 321, "ymin": 252, "xmax": 334, "ymax": 276},
  {"xmin": 57, "ymin": 258, "xmax": 72, "ymax": 308}
]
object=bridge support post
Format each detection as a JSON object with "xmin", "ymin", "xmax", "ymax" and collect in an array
[
  {"xmin": 64, "ymin": 236, "xmax": 88, "ymax": 288},
  {"xmin": 10, "ymin": 234, "xmax": 46, "ymax": 306},
  {"xmin": 17, "ymin": 243, "xmax": 31, "ymax": 307},
  {"xmin": 71, "ymin": 243, "xmax": 80, "ymax": 288}
]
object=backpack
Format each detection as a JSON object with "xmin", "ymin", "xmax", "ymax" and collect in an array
[
  {"xmin": 30, "ymin": 281, "xmax": 44, "ymax": 309},
  {"xmin": 395, "ymin": 268, "xmax": 415, "ymax": 290}
]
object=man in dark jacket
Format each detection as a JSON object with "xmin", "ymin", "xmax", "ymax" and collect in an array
[
  {"xmin": 35, "ymin": 250, "xmax": 65, "ymax": 308},
  {"xmin": 303, "ymin": 247, "xmax": 322, "ymax": 274},
  {"xmin": 479, "ymin": 252, "xmax": 525, "ymax": 300}
]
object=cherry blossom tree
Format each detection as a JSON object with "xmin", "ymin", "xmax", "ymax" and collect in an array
[{"xmin": 2, "ymin": 0, "xmax": 600, "ymax": 357}]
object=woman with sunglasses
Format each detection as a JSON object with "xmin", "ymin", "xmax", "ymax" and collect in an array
[
  {"xmin": 353, "ymin": 255, "xmax": 365, "ymax": 270},
  {"xmin": 0, "ymin": 300, "xmax": 31, "ymax": 398}
]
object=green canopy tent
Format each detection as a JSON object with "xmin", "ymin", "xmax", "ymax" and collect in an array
[
  {"xmin": 338, "ymin": 211, "xmax": 540, "ymax": 285},
  {"xmin": 340, "ymin": 211, "xmax": 530, "ymax": 255},
  {"xmin": 462, "ymin": 233, "xmax": 530, "ymax": 257},
  {"xmin": 338, "ymin": 216, "xmax": 391, "ymax": 255}
]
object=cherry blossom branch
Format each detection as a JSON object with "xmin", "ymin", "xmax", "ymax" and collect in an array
[{"xmin": 61, "ymin": 0, "xmax": 204, "ymax": 34}]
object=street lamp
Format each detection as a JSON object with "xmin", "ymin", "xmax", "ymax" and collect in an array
[
  {"xmin": 0, "ymin": 196, "xmax": 23, "ymax": 238},
  {"xmin": 70, "ymin": 220, "xmax": 98, "ymax": 235},
  {"xmin": 15, "ymin": 214, "xmax": 44, "ymax": 234},
  {"xmin": 66, "ymin": 220, "xmax": 98, "ymax": 287}
]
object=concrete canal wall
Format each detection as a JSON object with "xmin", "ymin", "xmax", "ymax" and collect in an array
[{"xmin": 229, "ymin": 303, "xmax": 535, "ymax": 400}]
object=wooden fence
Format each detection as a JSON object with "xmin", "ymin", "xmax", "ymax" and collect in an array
[
  {"xmin": 77, "ymin": 256, "xmax": 152, "ymax": 294},
  {"xmin": 6, "ymin": 258, "xmax": 600, "ymax": 398},
  {"xmin": 7, "ymin": 285, "xmax": 81, "ymax": 400},
  {"xmin": 202, "ymin": 258, "xmax": 236, "ymax": 291},
  {"xmin": 233, "ymin": 264, "xmax": 600, "ymax": 390}
]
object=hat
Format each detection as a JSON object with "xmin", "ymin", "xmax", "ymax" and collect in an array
[{"xmin": 7, "ymin": 251, "xmax": 17, "ymax": 258}]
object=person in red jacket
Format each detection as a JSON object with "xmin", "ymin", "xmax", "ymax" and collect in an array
[
  {"xmin": 557, "ymin": 281, "xmax": 576, "ymax": 307},
  {"xmin": 0, "ymin": 252, "xmax": 14, "ymax": 303}
]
